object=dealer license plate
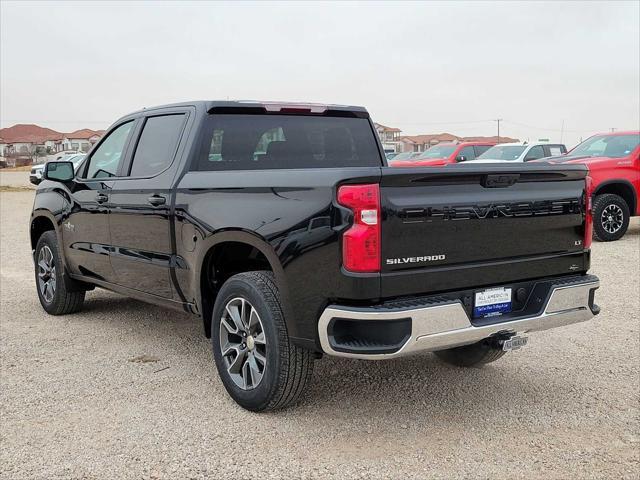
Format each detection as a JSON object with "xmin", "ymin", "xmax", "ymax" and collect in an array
[{"xmin": 474, "ymin": 287, "xmax": 512, "ymax": 318}]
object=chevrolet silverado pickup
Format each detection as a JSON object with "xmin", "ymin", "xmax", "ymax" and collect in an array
[{"xmin": 30, "ymin": 101, "xmax": 600, "ymax": 411}]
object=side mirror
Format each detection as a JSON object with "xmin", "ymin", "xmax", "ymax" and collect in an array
[
  {"xmin": 456, "ymin": 155, "xmax": 467, "ymax": 162},
  {"xmin": 44, "ymin": 161, "xmax": 74, "ymax": 182}
]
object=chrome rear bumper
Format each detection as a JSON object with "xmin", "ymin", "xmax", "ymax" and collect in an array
[{"xmin": 318, "ymin": 276, "xmax": 599, "ymax": 360}]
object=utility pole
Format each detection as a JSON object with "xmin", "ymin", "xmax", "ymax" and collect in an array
[{"xmin": 494, "ymin": 118, "xmax": 503, "ymax": 143}]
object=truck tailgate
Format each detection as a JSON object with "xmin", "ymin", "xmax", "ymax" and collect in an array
[{"xmin": 379, "ymin": 164, "xmax": 589, "ymax": 297}]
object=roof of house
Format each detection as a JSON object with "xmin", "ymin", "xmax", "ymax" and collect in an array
[
  {"xmin": 462, "ymin": 135, "xmax": 520, "ymax": 143},
  {"xmin": 0, "ymin": 124, "xmax": 64, "ymax": 143},
  {"xmin": 65, "ymin": 128, "xmax": 103, "ymax": 140},
  {"xmin": 399, "ymin": 133, "xmax": 460, "ymax": 144},
  {"xmin": 374, "ymin": 123, "xmax": 402, "ymax": 133}
]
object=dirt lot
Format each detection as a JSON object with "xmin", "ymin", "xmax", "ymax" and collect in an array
[
  {"xmin": 1, "ymin": 188, "xmax": 639, "ymax": 479},
  {"xmin": 0, "ymin": 170, "xmax": 35, "ymax": 189}
]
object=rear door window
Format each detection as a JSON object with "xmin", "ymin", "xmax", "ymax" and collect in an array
[
  {"xmin": 474, "ymin": 145, "xmax": 492, "ymax": 157},
  {"xmin": 457, "ymin": 146, "xmax": 476, "ymax": 162},
  {"xmin": 194, "ymin": 114, "xmax": 381, "ymax": 171},
  {"xmin": 523, "ymin": 145, "xmax": 545, "ymax": 161},
  {"xmin": 129, "ymin": 114, "xmax": 186, "ymax": 177}
]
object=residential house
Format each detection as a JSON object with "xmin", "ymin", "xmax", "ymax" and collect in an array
[
  {"xmin": 399, "ymin": 133, "xmax": 521, "ymax": 153},
  {"xmin": 373, "ymin": 123, "xmax": 402, "ymax": 153},
  {"xmin": 0, "ymin": 124, "xmax": 64, "ymax": 157},
  {"xmin": 461, "ymin": 135, "xmax": 520, "ymax": 143},
  {"xmin": 0, "ymin": 124, "xmax": 105, "ymax": 160},
  {"xmin": 62, "ymin": 129, "xmax": 105, "ymax": 152},
  {"xmin": 398, "ymin": 133, "xmax": 460, "ymax": 152}
]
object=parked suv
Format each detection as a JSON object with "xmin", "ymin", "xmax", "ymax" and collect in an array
[
  {"xmin": 467, "ymin": 142, "xmax": 567, "ymax": 163},
  {"xmin": 30, "ymin": 101, "xmax": 599, "ymax": 411},
  {"xmin": 390, "ymin": 142, "xmax": 495, "ymax": 167},
  {"xmin": 544, "ymin": 131, "xmax": 639, "ymax": 241}
]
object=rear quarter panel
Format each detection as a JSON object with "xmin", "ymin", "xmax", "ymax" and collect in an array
[{"xmin": 174, "ymin": 167, "xmax": 381, "ymax": 344}]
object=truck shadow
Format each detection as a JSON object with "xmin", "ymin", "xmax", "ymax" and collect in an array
[{"xmin": 75, "ymin": 291, "xmax": 591, "ymax": 426}]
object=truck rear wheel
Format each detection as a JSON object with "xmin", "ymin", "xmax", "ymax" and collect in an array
[
  {"xmin": 434, "ymin": 339, "xmax": 506, "ymax": 367},
  {"xmin": 34, "ymin": 231, "xmax": 85, "ymax": 315},
  {"xmin": 592, "ymin": 193, "xmax": 630, "ymax": 242},
  {"xmin": 211, "ymin": 271, "xmax": 314, "ymax": 411}
]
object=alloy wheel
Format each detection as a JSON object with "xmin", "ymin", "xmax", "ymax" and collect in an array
[
  {"xmin": 601, "ymin": 204, "xmax": 624, "ymax": 234},
  {"xmin": 37, "ymin": 245, "xmax": 56, "ymax": 303},
  {"xmin": 219, "ymin": 297, "xmax": 267, "ymax": 390}
]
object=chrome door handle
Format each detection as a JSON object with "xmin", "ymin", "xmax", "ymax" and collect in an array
[
  {"xmin": 95, "ymin": 193, "xmax": 108, "ymax": 203},
  {"xmin": 147, "ymin": 195, "xmax": 166, "ymax": 206}
]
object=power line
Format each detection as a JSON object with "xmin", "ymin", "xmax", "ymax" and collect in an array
[
  {"xmin": 384, "ymin": 119, "xmax": 495, "ymax": 126},
  {"xmin": 502, "ymin": 119, "xmax": 602, "ymax": 134}
]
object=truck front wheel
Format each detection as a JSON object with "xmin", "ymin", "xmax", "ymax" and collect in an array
[
  {"xmin": 34, "ymin": 231, "xmax": 85, "ymax": 315},
  {"xmin": 434, "ymin": 339, "xmax": 506, "ymax": 367},
  {"xmin": 592, "ymin": 193, "xmax": 630, "ymax": 242},
  {"xmin": 211, "ymin": 271, "xmax": 314, "ymax": 411}
]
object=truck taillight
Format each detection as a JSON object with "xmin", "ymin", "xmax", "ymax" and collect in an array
[
  {"xmin": 584, "ymin": 175, "xmax": 594, "ymax": 249},
  {"xmin": 337, "ymin": 184, "xmax": 381, "ymax": 273}
]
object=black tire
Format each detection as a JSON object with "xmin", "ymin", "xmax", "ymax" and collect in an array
[
  {"xmin": 434, "ymin": 339, "xmax": 506, "ymax": 368},
  {"xmin": 592, "ymin": 193, "xmax": 630, "ymax": 242},
  {"xmin": 34, "ymin": 231, "xmax": 85, "ymax": 315},
  {"xmin": 211, "ymin": 271, "xmax": 314, "ymax": 411}
]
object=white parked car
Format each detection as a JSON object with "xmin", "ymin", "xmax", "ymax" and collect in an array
[
  {"xmin": 466, "ymin": 142, "xmax": 567, "ymax": 163},
  {"xmin": 30, "ymin": 154, "xmax": 86, "ymax": 185}
]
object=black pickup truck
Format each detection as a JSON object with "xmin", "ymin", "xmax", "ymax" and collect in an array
[{"xmin": 31, "ymin": 101, "xmax": 600, "ymax": 411}]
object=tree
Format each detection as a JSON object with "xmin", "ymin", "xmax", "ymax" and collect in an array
[{"xmin": 28, "ymin": 145, "xmax": 46, "ymax": 164}]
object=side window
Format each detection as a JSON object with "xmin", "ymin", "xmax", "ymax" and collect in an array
[
  {"xmin": 129, "ymin": 114, "xmax": 186, "ymax": 177},
  {"xmin": 85, "ymin": 121, "xmax": 134, "ymax": 179},
  {"xmin": 457, "ymin": 146, "xmax": 476, "ymax": 162},
  {"xmin": 547, "ymin": 145, "xmax": 565, "ymax": 157},
  {"xmin": 524, "ymin": 145, "xmax": 545, "ymax": 161},
  {"xmin": 474, "ymin": 145, "xmax": 491, "ymax": 157}
]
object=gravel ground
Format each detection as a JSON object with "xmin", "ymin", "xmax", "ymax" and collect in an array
[
  {"xmin": 0, "ymin": 170, "xmax": 34, "ymax": 189},
  {"xmin": 1, "ymin": 189, "xmax": 639, "ymax": 479}
]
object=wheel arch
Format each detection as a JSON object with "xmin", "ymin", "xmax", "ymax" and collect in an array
[
  {"xmin": 30, "ymin": 211, "xmax": 59, "ymax": 251},
  {"xmin": 593, "ymin": 179, "xmax": 637, "ymax": 215},
  {"xmin": 195, "ymin": 230, "xmax": 290, "ymax": 338}
]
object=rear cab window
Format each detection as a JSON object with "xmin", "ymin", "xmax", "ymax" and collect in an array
[
  {"xmin": 547, "ymin": 145, "xmax": 566, "ymax": 157},
  {"xmin": 193, "ymin": 114, "xmax": 381, "ymax": 171}
]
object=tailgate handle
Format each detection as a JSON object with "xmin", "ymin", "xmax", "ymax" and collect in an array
[{"xmin": 482, "ymin": 174, "xmax": 520, "ymax": 188}]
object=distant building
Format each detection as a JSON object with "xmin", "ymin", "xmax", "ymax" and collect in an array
[
  {"xmin": 0, "ymin": 124, "xmax": 104, "ymax": 158},
  {"xmin": 399, "ymin": 133, "xmax": 520, "ymax": 152},
  {"xmin": 62, "ymin": 129, "xmax": 105, "ymax": 152},
  {"xmin": 373, "ymin": 123, "xmax": 402, "ymax": 153},
  {"xmin": 461, "ymin": 135, "xmax": 520, "ymax": 144},
  {"xmin": 399, "ymin": 133, "xmax": 460, "ymax": 152}
]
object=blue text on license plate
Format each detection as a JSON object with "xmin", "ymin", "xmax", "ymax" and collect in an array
[{"xmin": 474, "ymin": 287, "xmax": 512, "ymax": 318}]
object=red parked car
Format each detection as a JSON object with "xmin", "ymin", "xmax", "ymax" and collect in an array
[
  {"xmin": 389, "ymin": 142, "xmax": 496, "ymax": 167},
  {"xmin": 545, "ymin": 131, "xmax": 640, "ymax": 241}
]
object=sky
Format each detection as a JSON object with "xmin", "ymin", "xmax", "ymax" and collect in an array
[{"xmin": 1, "ymin": 0, "xmax": 638, "ymax": 147}]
